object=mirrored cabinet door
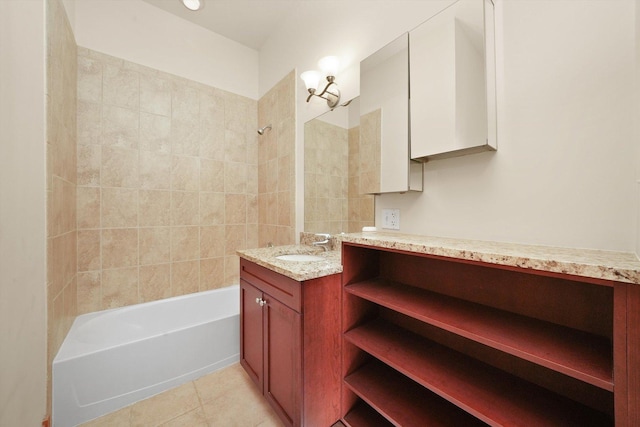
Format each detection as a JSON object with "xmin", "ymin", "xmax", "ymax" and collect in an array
[
  {"xmin": 410, "ymin": 0, "xmax": 497, "ymax": 161},
  {"xmin": 360, "ymin": 33, "xmax": 423, "ymax": 194}
]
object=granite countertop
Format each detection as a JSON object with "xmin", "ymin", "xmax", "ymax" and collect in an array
[
  {"xmin": 237, "ymin": 245, "xmax": 342, "ymax": 282},
  {"xmin": 340, "ymin": 231, "xmax": 640, "ymax": 285}
]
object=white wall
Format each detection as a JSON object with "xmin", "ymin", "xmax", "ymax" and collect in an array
[
  {"xmin": 74, "ymin": 0, "xmax": 259, "ymax": 99},
  {"xmin": 636, "ymin": 0, "xmax": 640, "ymax": 258},
  {"xmin": 0, "ymin": 1, "xmax": 48, "ymax": 425},
  {"xmin": 260, "ymin": 0, "xmax": 638, "ymax": 252}
]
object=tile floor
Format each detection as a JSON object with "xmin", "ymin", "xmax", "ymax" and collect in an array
[
  {"xmin": 80, "ymin": 363, "xmax": 281, "ymax": 427},
  {"xmin": 80, "ymin": 363, "xmax": 347, "ymax": 427}
]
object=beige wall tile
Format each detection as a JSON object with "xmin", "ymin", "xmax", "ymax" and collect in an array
[
  {"xmin": 140, "ymin": 76, "xmax": 171, "ymax": 117},
  {"xmin": 77, "ymin": 56, "xmax": 102, "ymax": 103},
  {"xmin": 223, "ymin": 255, "xmax": 239, "ymax": 286},
  {"xmin": 199, "ymin": 158, "xmax": 224, "ymax": 192},
  {"xmin": 172, "ymin": 83, "xmax": 199, "ymax": 121},
  {"xmin": 170, "ymin": 226, "xmax": 199, "ymax": 261},
  {"xmin": 224, "ymin": 225, "xmax": 245, "ymax": 256},
  {"xmin": 225, "ymin": 194, "xmax": 246, "ymax": 225},
  {"xmin": 199, "ymin": 121, "xmax": 225, "ymax": 161},
  {"xmin": 102, "ymin": 187, "xmax": 138, "ymax": 228},
  {"xmin": 140, "ymin": 150, "xmax": 171, "ymax": 190},
  {"xmin": 140, "ymin": 112, "xmax": 171, "ymax": 154},
  {"xmin": 102, "ymin": 228, "xmax": 138, "ymax": 268},
  {"xmin": 139, "ymin": 264, "xmax": 171, "ymax": 302},
  {"xmin": 102, "ymin": 146, "xmax": 139, "ymax": 188},
  {"xmin": 77, "ymin": 271, "xmax": 101, "ymax": 315},
  {"xmin": 199, "ymin": 192, "xmax": 224, "ymax": 225},
  {"xmin": 224, "ymin": 130, "xmax": 246, "ymax": 163},
  {"xmin": 102, "ymin": 105, "xmax": 139, "ymax": 149},
  {"xmin": 77, "ymin": 101, "xmax": 102, "ymax": 146},
  {"xmin": 78, "ymin": 230, "xmax": 100, "ymax": 272},
  {"xmin": 171, "ymin": 155, "xmax": 199, "ymax": 191},
  {"xmin": 199, "ymin": 258, "xmax": 224, "ymax": 291},
  {"xmin": 139, "ymin": 227, "xmax": 170, "ymax": 265},
  {"xmin": 103, "ymin": 64, "xmax": 139, "ymax": 110},
  {"xmin": 224, "ymin": 162, "xmax": 246, "ymax": 193},
  {"xmin": 200, "ymin": 226, "xmax": 225, "ymax": 259},
  {"xmin": 102, "ymin": 267, "xmax": 138, "ymax": 309},
  {"xmin": 171, "ymin": 191, "xmax": 199, "ymax": 226},
  {"xmin": 139, "ymin": 190, "xmax": 171, "ymax": 227},
  {"xmin": 171, "ymin": 118, "xmax": 200, "ymax": 156},
  {"xmin": 171, "ymin": 260, "xmax": 199, "ymax": 297},
  {"xmin": 77, "ymin": 144, "xmax": 100, "ymax": 186}
]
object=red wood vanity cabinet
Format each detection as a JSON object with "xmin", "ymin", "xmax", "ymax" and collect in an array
[
  {"xmin": 340, "ymin": 242, "xmax": 639, "ymax": 426},
  {"xmin": 240, "ymin": 258, "xmax": 342, "ymax": 427}
]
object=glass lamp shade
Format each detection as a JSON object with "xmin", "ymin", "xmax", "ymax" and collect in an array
[
  {"xmin": 300, "ymin": 70, "xmax": 322, "ymax": 91},
  {"xmin": 318, "ymin": 56, "xmax": 339, "ymax": 77}
]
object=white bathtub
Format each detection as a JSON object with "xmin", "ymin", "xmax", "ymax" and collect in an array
[{"xmin": 52, "ymin": 285, "xmax": 239, "ymax": 427}]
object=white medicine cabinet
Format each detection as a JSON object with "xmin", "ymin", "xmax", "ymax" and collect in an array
[{"xmin": 410, "ymin": 0, "xmax": 497, "ymax": 161}]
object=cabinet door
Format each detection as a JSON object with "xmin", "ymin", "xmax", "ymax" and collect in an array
[
  {"xmin": 240, "ymin": 280, "xmax": 264, "ymax": 389},
  {"xmin": 359, "ymin": 33, "xmax": 423, "ymax": 194},
  {"xmin": 410, "ymin": 0, "xmax": 497, "ymax": 161},
  {"xmin": 263, "ymin": 294, "xmax": 302, "ymax": 427}
]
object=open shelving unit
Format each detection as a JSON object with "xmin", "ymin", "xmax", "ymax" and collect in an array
[{"xmin": 340, "ymin": 243, "xmax": 630, "ymax": 426}]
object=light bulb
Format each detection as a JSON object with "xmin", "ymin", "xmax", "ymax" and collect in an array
[
  {"xmin": 318, "ymin": 56, "xmax": 339, "ymax": 77},
  {"xmin": 300, "ymin": 70, "xmax": 321, "ymax": 92}
]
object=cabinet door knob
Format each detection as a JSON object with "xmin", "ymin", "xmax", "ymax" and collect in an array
[
  {"xmin": 255, "ymin": 297, "xmax": 261, "ymax": 305},
  {"xmin": 255, "ymin": 297, "xmax": 267, "ymax": 307}
]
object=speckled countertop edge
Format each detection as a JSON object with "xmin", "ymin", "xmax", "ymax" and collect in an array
[
  {"xmin": 237, "ymin": 245, "xmax": 342, "ymax": 282},
  {"xmin": 340, "ymin": 232, "xmax": 640, "ymax": 285}
]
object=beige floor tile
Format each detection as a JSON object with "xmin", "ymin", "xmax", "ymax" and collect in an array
[
  {"xmin": 195, "ymin": 363, "xmax": 254, "ymax": 404},
  {"xmin": 158, "ymin": 407, "xmax": 208, "ymax": 427},
  {"xmin": 130, "ymin": 382, "xmax": 200, "ymax": 427}
]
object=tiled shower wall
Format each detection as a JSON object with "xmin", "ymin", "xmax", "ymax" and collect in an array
[
  {"xmin": 46, "ymin": 0, "xmax": 77, "ymax": 413},
  {"xmin": 257, "ymin": 71, "xmax": 296, "ymax": 247},
  {"xmin": 75, "ymin": 48, "xmax": 258, "ymax": 313}
]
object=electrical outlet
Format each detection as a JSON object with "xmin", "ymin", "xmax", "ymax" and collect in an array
[{"xmin": 382, "ymin": 208, "xmax": 400, "ymax": 230}]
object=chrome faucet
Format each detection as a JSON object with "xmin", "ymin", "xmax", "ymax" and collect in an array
[{"xmin": 312, "ymin": 233, "xmax": 331, "ymax": 251}]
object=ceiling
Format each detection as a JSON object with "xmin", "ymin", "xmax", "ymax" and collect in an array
[{"xmin": 141, "ymin": 0, "xmax": 323, "ymax": 51}]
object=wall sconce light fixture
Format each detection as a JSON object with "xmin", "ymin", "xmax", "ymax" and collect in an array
[{"xmin": 301, "ymin": 56, "xmax": 341, "ymax": 109}]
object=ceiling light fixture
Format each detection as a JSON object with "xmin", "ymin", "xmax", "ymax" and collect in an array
[
  {"xmin": 182, "ymin": 0, "xmax": 203, "ymax": 11},
  {"xmin": 301, "ymin": 56, "xmax": 341, "ymax": 109}
]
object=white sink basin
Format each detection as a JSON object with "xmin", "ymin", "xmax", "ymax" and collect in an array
[{"xmin": 275, "ymin": 254, "xmax": 325, "ymax": 262}]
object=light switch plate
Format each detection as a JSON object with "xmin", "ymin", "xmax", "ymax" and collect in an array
[{"xmin": 382, "ymin": 208, "xmax": 400, "ymax": 230}]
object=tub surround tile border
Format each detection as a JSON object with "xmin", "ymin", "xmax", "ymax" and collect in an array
[{"xmin": 340, "ymin": 231, "xmax": 640, "ymax": 285}]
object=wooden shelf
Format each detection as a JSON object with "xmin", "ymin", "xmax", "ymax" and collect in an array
[
  {"xmin": 345, "ymin": 319, "xmax": 613, "ymax": 427},
  {"xmin": 346, "ymin": 278, "xmax": 613, "ymax": 390},
  {"xmin": 342, "ymin": 402, "xmax": 393, "ymax": 427},
  {"xmin": 344, "ymin": 360, "xmax": 488, "ymax": 427}
]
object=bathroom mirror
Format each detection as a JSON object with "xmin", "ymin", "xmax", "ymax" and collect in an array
[
  {"xmin": 410, "ymin": 0, "xmax": 497, "ymax": 160},
  {"xmin": 360, "ymin": 33, "xmax": 423, "ymax": 194},
  {"xmin": 304, "ymin": 97, "xmax": 375, "ymax": 234}
]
